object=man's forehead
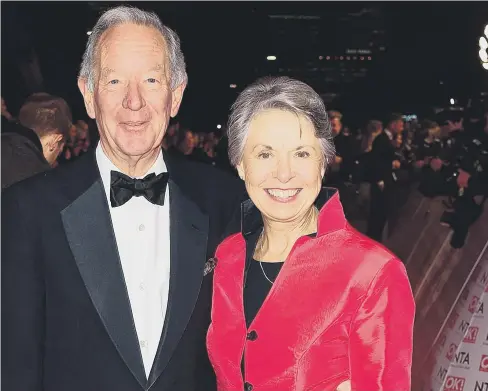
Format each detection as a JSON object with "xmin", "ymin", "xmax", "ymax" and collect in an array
[{"xmin": 100, "ymin": 63, "xmax": 165, "ymax": 75}]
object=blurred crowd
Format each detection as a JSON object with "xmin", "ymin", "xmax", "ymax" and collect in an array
[{"xmin": 2, "ymin": 93, "xmax": 487, "ymax": 248}]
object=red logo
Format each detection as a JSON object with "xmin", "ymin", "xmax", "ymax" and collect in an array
[
  {"xmin": 443, "ymin": 376, "xmax": 465, "ymax": 391},
  {"xmin": 463, "ymin": 326, "xmax": 479, "ymax": 343},
  {"xmin": 469, "ymin": 296, "xmax": 480, "ymax": 313},
  {"xmin": 446, "ymin": 343, "xmax": 457, "ymax": 361},
  {"xmin": 480, "ymin": 355, "xmax": 488, "ymax": 372}
]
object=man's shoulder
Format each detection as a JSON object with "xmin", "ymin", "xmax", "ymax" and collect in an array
[{"xmin": 2, "ymin": 153, "xmax": 98, "ymax": 209}]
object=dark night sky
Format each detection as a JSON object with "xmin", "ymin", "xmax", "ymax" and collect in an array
[{"xmin": 2, "ymin": 1, "xmax": 487, "ymax": 130}]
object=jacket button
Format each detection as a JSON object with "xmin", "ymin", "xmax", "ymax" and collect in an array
[
  {"xmin": 247, "ymin": 330, "xmax": 258, "ymax": 341},
  {"xmin": 244, "ymin": 382, "xmax": 253, "ymax": 391}
]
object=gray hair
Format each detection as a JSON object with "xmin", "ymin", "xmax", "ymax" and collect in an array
[
  {"xmin": 79, "ymin": 6, "xmax": 187, "ymax": 91},
  {"xmin": 227, "ymin": 76, "xmax": 336, "ymax": 167}
]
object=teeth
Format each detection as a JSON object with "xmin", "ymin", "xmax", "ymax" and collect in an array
[{"xmin": 267, "ymin": 189, "xmax": 299, "ymax": 198}]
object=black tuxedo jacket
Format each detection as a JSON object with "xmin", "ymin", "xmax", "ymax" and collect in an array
[
  {"xmin": 369, "ymin": 131, "xmax": 396, "ymax": 184},
  {"xmin": 1, "ymin": 149, "xmax": 245, "ymax": 391}
]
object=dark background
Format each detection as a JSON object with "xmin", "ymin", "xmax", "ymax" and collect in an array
[{"xmin": 2, "ymin": 1, "xmax": 488, "ymax": 131}]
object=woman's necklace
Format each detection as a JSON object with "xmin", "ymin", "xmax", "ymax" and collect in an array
[
  {"xmin": 259, "ymin": 261, "xmax": 275, "ymax": 285},
  {"xmin": 255, "ymin": 209, "xmax": 319, "ymax": 285},
  {"xmin": 255, "ymin": 232, "xmax": 275, "ymax": 285}
]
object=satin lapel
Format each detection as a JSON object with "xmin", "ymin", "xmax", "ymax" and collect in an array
[
  {"xmin": 61, "ymin": 179, "xmax": 146, "ymax": 388},
  {"xmin": 147, "ymin": 179, "xmax": 209, "ymax": 388}
]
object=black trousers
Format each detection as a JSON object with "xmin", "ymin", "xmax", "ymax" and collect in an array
[{"xmin": 366, "ymin": 183, "xmax": 389, "ymax": 242}]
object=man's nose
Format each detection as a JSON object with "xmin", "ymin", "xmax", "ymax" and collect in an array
[{"xmin": 122, "ymin": 82, "xmax": 146, "ymax": 111}]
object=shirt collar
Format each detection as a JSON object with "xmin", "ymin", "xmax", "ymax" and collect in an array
[
  {"xmin": 240, "ymin": 187, "xmax": 346, "ymax": 238},
  {"xmin": 96, "ymin": 142, "xmax": 167, "ymax": 200},
  {"xmin": 385, "ymin": 129, "xmax": 393, "ymax": 140}
]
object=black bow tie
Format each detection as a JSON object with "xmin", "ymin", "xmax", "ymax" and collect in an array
[{"xmin": 110, "ymin": 170, "xmax": 169, "ymax": 208}]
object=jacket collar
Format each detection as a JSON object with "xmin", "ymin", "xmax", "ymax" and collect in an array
[
  {"xmin": 3, "ymin": 121, "xmax": 45, "ymax": 155},
  {"xmin": 241, "ymin": 187, "xmax": 346, "ymax": 238}
]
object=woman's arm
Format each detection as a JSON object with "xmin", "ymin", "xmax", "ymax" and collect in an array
[{"xmin": 349, "ymin": 259, "xmax": 415, "ymax": 391}]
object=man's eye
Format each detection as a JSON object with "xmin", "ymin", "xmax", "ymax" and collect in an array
[
  {"xmin": 109, "ymin": 80, "xmax": 120, "ymax": 85},
  {"xmin": 147, "ymin": 78, "xmax": 158, "ymax": 83}
]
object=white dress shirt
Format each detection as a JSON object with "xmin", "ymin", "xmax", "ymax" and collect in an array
[{"xmin": 96, "ymin": 144, "xmax": 171, "ymax": 377}]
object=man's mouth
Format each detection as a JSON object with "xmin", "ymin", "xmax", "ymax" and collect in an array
[{"xmin": 120, "ymin": 121, "xmax": 149, "ymax": 131}]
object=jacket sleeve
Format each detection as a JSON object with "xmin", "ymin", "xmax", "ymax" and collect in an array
[
  {"xmin": 349, "ymin": 259, "xmax": 415, "ymax": 391},
  {"xmin": 370, "ymin": 135, "xmax": 395, "ymax": 183},
  {"xmin": 1, "ymin": 186, "xmax": 45, "ymax": 391}
]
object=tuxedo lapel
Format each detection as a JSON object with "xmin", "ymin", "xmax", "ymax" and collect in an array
[
  {"xmin": 61, "ymin": 179, "xmax": 146, "ymax": 388},
  {"xmin": 147, "ymin": 179, "xmax": 209, "ymax": 388}
]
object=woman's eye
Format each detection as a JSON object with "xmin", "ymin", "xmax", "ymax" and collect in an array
[
  {"xmin": 109, "ymin": 79, "xmax": 120, "ymax": 85},
  {"xmin": 147, "ymin": 78, "xmax": 158, "ymax": 84},
  {"xmin": 296, "ymin": 151, "xmax": 310, "ymax": 158},
  {"xmin": 258, "ymin": 152, "xmax": 272, "ymax": 159}
]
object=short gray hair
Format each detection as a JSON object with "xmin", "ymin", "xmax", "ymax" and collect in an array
[
  {"xmin": 227, "ymin": 76, "xmax": 336, "ymax": 167},
  {"xmin": 79, "ymin": 6, "xmax": 187, "ymax": 91}
]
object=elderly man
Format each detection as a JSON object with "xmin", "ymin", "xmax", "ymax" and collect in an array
[{"xmin": 2, "ymin": 6, "xmax": 243, "ymax": 391}]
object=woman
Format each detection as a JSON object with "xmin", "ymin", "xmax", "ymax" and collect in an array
[{"xmin": 206, "ymin": 76, "xmax": 415, "ymax": 391}]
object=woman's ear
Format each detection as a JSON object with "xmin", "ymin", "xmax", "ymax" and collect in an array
[{"xmin": 236, "ymin": 162, "xmax": 245, "ymax": 181}]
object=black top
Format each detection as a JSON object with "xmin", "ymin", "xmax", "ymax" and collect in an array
[
  {"xmin": 244, "ymin": 259, "xmax": 284, "ymax": 327},
  {"xmin": 243, "ymin": 233, "xmax": 317, "ymax": 328}
]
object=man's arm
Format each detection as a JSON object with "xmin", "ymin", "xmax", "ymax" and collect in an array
[
  {"xmin": 370, "ymin": 135, "xmax": 395, "ymax": 184},
  {"xmin": 1, "ymin": 186, "xmax": 45, "ymax": 391}
]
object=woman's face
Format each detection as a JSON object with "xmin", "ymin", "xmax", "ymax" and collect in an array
[{"xmin": 237, "ymin": 109, "xmax": 325, "ymax": 225}]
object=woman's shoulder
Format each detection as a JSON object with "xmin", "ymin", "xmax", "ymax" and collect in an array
[
  {"xmin": 314, "ymin": 224, "xmax": 404, "ymax": 280},
  {"xmin": 214, "ymin": 233, "xmax": 246, "ymax": 263}
]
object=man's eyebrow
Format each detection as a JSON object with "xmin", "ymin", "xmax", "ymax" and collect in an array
[
  {"xmin": 149, "ymin": 64, "xmax": 165, "ymax": 72},
  {"xmin": 100, "ymin": 67, "xmax": 115, "ymax": 80}
]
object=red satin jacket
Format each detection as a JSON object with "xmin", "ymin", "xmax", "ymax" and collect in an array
[{"xmin": 207, "ymin": 190, "xmax": 415, "ymax": 391}]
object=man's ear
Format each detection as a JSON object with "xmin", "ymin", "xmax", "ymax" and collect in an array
[
  {"xmin": 170, "ymin": 82, "xmax": 186, "ymax": 118},
  {"xmin": 78, "ymin": 78, "xmax": 96, "ymax": 119}
]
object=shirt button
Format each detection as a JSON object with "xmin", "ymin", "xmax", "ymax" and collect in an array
[
  {"xmin": 139, "ymin": 283, "xmax": 145, "ymax": 291},
  {"xmin": 247, "ymin": 330, "xmax": 258, "ymax": 341},
  {"xmin": 140, "ymin": 340, "xmax": 147, "ymax": 348},
  {"xmin": 138, "ymin": 224, "xmax": 145, "ymax": 231},
  {"xmin": 244, "ymin": 382, "xmax": 253, "ymax": 391}
]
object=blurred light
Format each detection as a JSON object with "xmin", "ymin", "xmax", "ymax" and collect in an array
[
  {"xmin": 483, "ymin": 62, "xmax": 488, "ymax": 70},
  {"xmin": 367, "ymin": 56, "xmax": 372, "ymax": 60},
  {"xmin": 87, "ymin": 31, "xmax": 92, "ymax": 36},
  {"xmin": 229, "ymin": 84, "xmax": 237, "ymax": 88},
  {"xmin": 326, "ymin": 56, "xmax": 331, "ymax": 60},
  {"xmin": 485, "ymin": 24, "xmax": 488, "ymax": 38},
  {"xmin": 217, "ymin": 124, "xmax": 222, "ymax": 129},
  {"xmin": 480, "ymin": 37, "xmax": 488, "ymax": 50},
  {"xmin": 346, "ymin": 56, "xmax": 350, "ymax": 60},
  {"xmin": 440, "ymin": 81, "xmax": 444, "ymax": 85},
  {"xmin": 319, "ymin": 55, "xmax": 324, "ymax": 60},
  {"xmin": 360, "ymin": 57, "xmax": 364, "ymax": 60},
  {"xmin": 339, "ymin": 56, "xmax": 344, "ymax": 60},
  {"xmin": 450, "ymin": 98, "xmax": 455, "ymax": 105},
  {"xmin": 480, "ymin": 49, "xmax": 488, "ymax": 63},
  {"xmin": 353, "ymin": 56, "xmax": 357, "ymax": 60},
  {"xmin": 267, "ymin": 55, "xmax": 277, "ymax": 61}
]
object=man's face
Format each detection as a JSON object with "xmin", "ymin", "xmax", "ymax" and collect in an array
[
  {"xmin": 391, "ymin": 119, "xmax": 405, "ymax": 135},
  {"xmin": 78, "ymin": 23, "xmax": 185, "ymax": 161},
  {"xmin": 331, "ymin": 117, "xmax": 342, "ymax": 136}
]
